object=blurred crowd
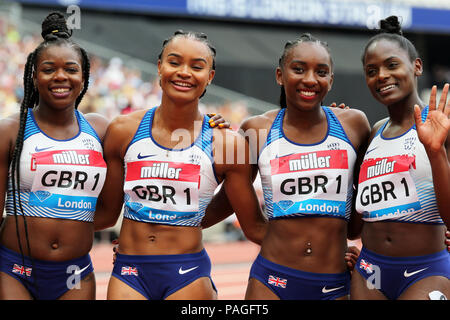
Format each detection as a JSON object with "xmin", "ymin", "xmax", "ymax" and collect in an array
[{"xmin": 0, "ymin": 16, "xmax": 250, "ymax": 129}]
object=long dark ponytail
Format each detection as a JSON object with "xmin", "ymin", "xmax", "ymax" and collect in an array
[{"xmin": 9, "ymin": 11, "xmax": 91, "ymax": 293}]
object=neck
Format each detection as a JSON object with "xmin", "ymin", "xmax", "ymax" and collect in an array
[
  {"xmin": 386, "ymin": 90, "xmax": 424, "ymax": 125},
  {"xmin": 284, "ymin": 104, "xmax": 324, "ymax": 129},
  {"xmin": 33, "ymin": 104, "xmax": 77, "ymax": 127},
  {"xmin": 158, "ymin": 96, "xmax": 203, "ymax": 131}
]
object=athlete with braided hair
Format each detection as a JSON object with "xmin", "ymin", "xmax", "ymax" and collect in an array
[
  {"xmin": 0, "ymin": 12, "xmax": 109, "ymax": 300},
  {"xmin": 203, "ymin": 33, "xmax": 371, "ymax": 300}
]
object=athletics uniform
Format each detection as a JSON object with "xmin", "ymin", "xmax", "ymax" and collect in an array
[
  {"xmin": 355, "ymin": 106, "xmax": 450, "ymax": 299},
  {"xmin": 249, "ymin": 106, "xmax": 357, "ymax": 299},
  {"xmin": 112, "ymin": 106, "xmax": 218, "ymax": 299},
  {"xmin": 0, "ymin": 109, "xmax": 105, "ymax": 299}
]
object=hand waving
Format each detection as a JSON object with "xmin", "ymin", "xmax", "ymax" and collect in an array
[{"xmin": 414, "ymin": 84, "xmax": 450, "ymax": 153}]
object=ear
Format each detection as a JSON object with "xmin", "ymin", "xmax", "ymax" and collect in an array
[
  {"xmin": 414, "ymin": 58, "xmax": 423, "ymax": 76},
  {"xmin": 208, "ymin": 69, "xmax": 215, "ymax": 84},
  {"xmin": 276, "ymin": 67, "xmax": 283, "ymax": 86},
  {"xmin": 328, "ymin": 72, "xmax": 334, "ymax": 92},
  {"xmin": 157, "ymin": 59, "xmax": 162, "ymax": 76}
]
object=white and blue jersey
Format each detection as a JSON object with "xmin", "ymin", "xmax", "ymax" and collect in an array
[
  {"xmin": 123, "ymin": 107, "xmax": 218, "ymax": 227},
  {"xmin": 356, "ymin": 106, "xmax": 443, "ymax": 224},
  {"xmin": 258, "ymin": 107, "xmax": 357, "ymax": 221},
  {"xmin": 5, "ymin": 109, "xmax": 106, "ymax": 222}
]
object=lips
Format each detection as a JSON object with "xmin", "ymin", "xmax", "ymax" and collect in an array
[
  {"xmin": 50, "ymin": 86, "xmax": 71, "ymax": 98},
  {"xmin": 171, "ymin": 80, "xmax": 195, "ymax": 91},
  {"xmin": 297, "ymin": 89, "xmax": 318, "ymax": 100},
  {"xmin": 377, "ymin": 83, "xmax": 397, "ymax": 94}
]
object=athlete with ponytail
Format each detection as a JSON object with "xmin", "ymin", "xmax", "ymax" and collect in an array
[
  {"xmin": 0, "ymin": 12, "xmax": 109, "ymax": 299},
  {"xmin": 352, "ymin": 16, "xmax": 450, "ymax": 300},
  {"xmin": 94, "ymin": 30, "xmax": 266, "ymax": 300}
]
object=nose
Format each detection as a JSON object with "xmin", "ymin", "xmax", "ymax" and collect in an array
[
  {"xmin": 302, "ymin": 69, "xmax": 318, "ymax": 86},
  {"xmin": 53, "ymin": 67, "xmax": 68, "ymax": 81},
  {"xmin": 177, "ymin": 64, "xmax": 191, "ymax": 78},
  {"xmin": 378, "ymin": 67, "xmax": 390, "ymax": 81}
]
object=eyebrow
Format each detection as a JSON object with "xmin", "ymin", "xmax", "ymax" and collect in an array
[
  {"xmin": 167, "ymin": 53, "xmax": 208, "ymax": 63},
  {"xmin": 291, "ymin": 60, "xmax": 330, "ymax": 68},
  {"xmin": 40, "ymin": 61, "xmax": 81, "ymax": 66},
  {"xmin": 366, "ymin": 56, "xmax": 399, "ymax": 68}
]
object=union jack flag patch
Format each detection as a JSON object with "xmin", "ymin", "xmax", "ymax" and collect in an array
[
  {"xmin": 359, "ymin": 259, "xmax": 373, "ymax": 274},
  {"xmin": 12, "ymin": 264, "xmax": 32, "ymax": 277},
  {"xmin": 121, "ymin": 266, "xmax": 138, "ymax": 276},
  {"xmin": 268, "ymin": 275, "xmax": 287, "ymax": 288}
]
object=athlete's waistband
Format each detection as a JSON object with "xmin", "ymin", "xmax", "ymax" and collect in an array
[
  {"xmin": 0, "ymin": 245, "xmax": 92, "ymax": 269},
  {"xmin": 255, "ymin": 254, "xmax": 350, "ymax": 280},
  {"xmin": 359, "ymin": 246, "xmax": 449, "ymax": 265},
  {"xmin": 116, "ymin": 248, "xmax": 208, "ymax": 263}
]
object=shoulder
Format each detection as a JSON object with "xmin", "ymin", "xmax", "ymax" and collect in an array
[
  {"xmin": 104, "ymin": 109, "xmax": 149, "ymax": 152},
  {"xmin": 369, "ymin": 117, "xmax": 388, "ymax": 141},
  {"xmin": 329, "ymin": 107, "xmax": 370, "ymax": 130},
  {"xmin": 240, "ymin": 109, "xmax": 280, "ymax": 132},
  {"xmin": 81, "ymin": 112, "xmax": 110, "ymax": 142}
]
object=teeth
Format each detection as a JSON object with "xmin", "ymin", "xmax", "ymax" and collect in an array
[
  {"xmin": 173, "ymin": 82, "xmax": 192, "ymax": 87},
  {"xmin": 379, "ymin": 84, "xmax": 396, "ymax": 92},
  {"xmin": 300, "ymin": 91, "xmax": 316, "ymax": 96},
  {"xmin": 52, "ymin": 88, "xmax": 70, "ymax": 93}
]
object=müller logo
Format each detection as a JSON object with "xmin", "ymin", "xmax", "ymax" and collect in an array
[
  {"xmin": 367, "ymin": 158, "xmax": 396, "ymax": 178},
  {"xmin": 140, "ymin": 162, "xmax": 182, "ymax": 179},
  {"xmin": 52, "ymin": 151, "xmax": 91, "ymax": 165},
  {"xmin": 288, "ymin": 152, "xmax": 331, "ymax": 171}
]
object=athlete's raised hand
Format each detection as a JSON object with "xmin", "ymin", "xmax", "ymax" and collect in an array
[{"xmin": 414, "ymin": 84, "xmax": 450, "ymax": 153}]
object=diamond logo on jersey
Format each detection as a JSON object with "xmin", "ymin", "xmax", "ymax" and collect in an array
[
  {"xmin": 127, "ymin": 202, "xmax": 144, "ymax": 212},
  {"xmin": 276, "ymin": 200, "xmax": 295, "ymax": 211},
  {"xmin": 33, "ymin": 190, "xmax": 52, "ymax": 202}
]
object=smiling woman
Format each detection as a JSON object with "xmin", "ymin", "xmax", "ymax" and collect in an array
[
  {"xmin": 0, "ymin": 12, "xmax": 110, "ymax": 300},
  {"xmin": 93, "ymin": 30, "xmax": 267, "ymax": 301}
]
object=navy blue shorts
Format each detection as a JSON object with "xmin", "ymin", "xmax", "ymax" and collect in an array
[
  {"xmin": 0, "ymin": 245, "xmax": 93, "ymax": 300},
  {"xmin": 112, "ymin": 248, "xmax": 217, "ymax": 300},
  {"xmin": 356, "ymin": 246, "xmax": 450, "ymax": 300},
  {"xmin": 249, "ymin": 254, "xmax": 350, "ymax": 300}
]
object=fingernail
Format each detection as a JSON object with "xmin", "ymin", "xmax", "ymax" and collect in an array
[
  {"xmin": 218, "ymin": 123, "xmax": 224, "ymax": 128},
  {"xmin": 210, "ymin": 122, "xmax": 216, "ymax": 127}
]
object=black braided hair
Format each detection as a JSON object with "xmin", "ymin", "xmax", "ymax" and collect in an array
[
  {"xmin": 9, "ymin": 11, "xmax": 91, "ymax": 293},
  {"xmin": 362, "ymin": 15, "xmax": 419, "ymax": 65},
  {"xmin": 277, "ymin": 33, "xmax": 333, "ymax": 108},
  {"xmin": 158, "ymin": 30, "xmax": 216, "ymax": 98}
]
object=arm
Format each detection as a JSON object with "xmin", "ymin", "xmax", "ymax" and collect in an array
[
  {"xmin": 93, "ymin": 116, "xmax": 128, "ymax": 231},
  {"xmin": 414, "ymin": 84, "xmax": 450, "ymax": 227},
  {"xmin": 202, "ymin": 114, "xmax": 264, "ymax": 229},
  {"xmin": 0, "ymin": 116, "xmax": 18, "ymax": 227},
  {"xmin": 221, "ymin": 133, "xmax": 267, "ymax": 244}
]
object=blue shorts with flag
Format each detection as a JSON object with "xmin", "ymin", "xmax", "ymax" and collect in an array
[
  {"xmin": 112, "ymin": 248, "xmax": 217, "ymax": 300},
  {"xmin": 356, "ymin": 246, "xmax": 450, "ymax": 300},
  {"xmin": 249, "ymin": 254, "xmax": 350, "ymax": 300},
  {"xmin": 0, "ymin": 245, "xmax": 93, "ymax": 300}
]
